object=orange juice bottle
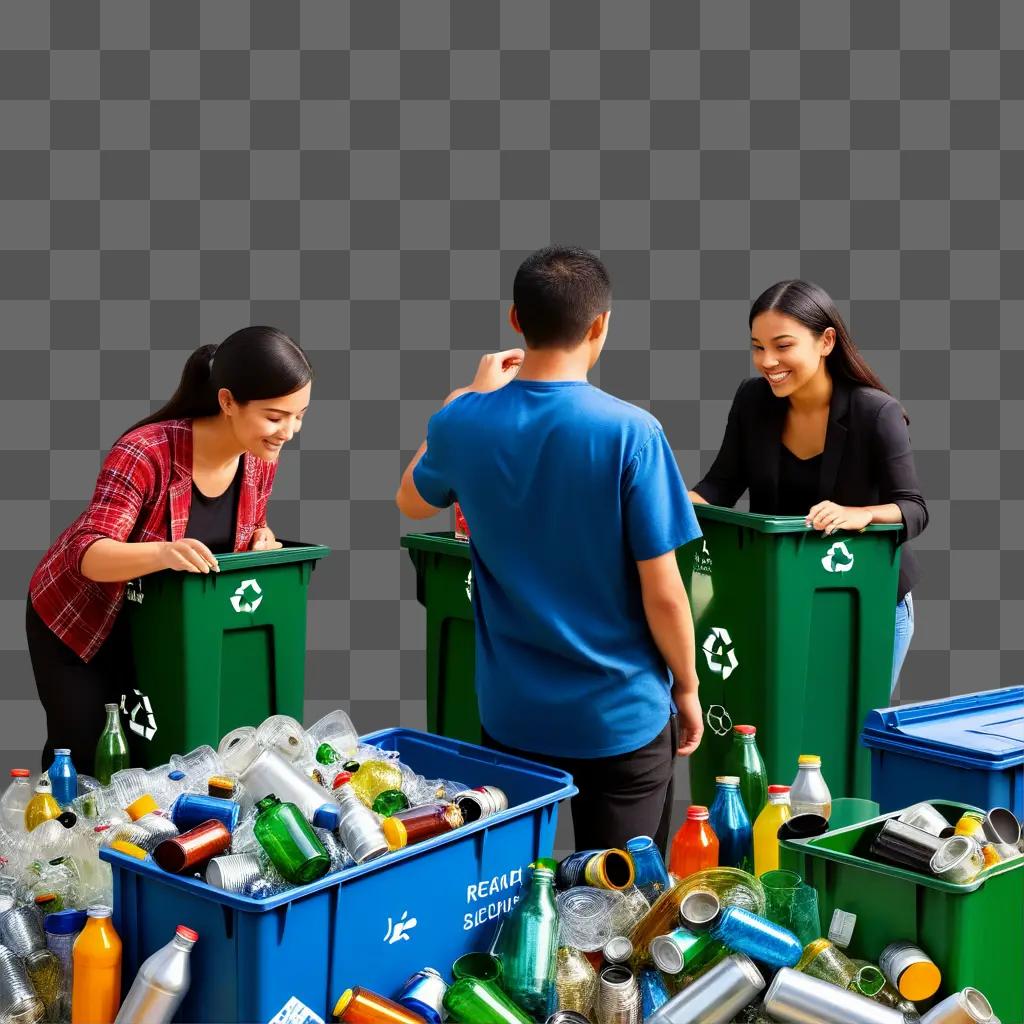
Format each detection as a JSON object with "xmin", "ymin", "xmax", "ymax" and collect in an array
[
  {"xmin": 753, "ymin": 784, "xmax": 793, "ymax": 876},
  {"xmin": 669, "ymin": 805, "xmax": 719, "ymax": 879},
  {"xmin": 72, "ymin": 906, "xmax": 122, "ymax": 1024}
]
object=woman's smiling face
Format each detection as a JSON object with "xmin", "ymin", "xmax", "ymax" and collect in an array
[
  {"xmin": 221, "ymin": 381, "xmax": 311, "ymax": 461},
  {"xmin": 750, "ymin": 310, "xmax": 835, "ymax": 397}
]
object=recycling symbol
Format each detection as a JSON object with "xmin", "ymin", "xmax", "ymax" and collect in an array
[
  {"xmin": 465, "ymin": 569, "xmax": 473, "ymax": 604},
  {"xmin": 706, "ymin": 704, "xmax": 733, "ymax": 737},
  {"xmin": 702, "ymin": 626, "xmax": 738, "ymax": 680},
  {"xmin": 231, "ymin": 578, "xmax": 263, "ymax": 613},
  {"xmin": 121, "ymin": 689, "xmax": 158, "ymax": 741},
  {"xmin": 822, "ymin": 541, "xmax": 854, "ymax": 574}
]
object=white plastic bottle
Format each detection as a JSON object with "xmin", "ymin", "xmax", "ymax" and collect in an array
[
  {"xmin": 789, "ymin": 754, "xmax": 832, "ymax": 819},
  {"xmin": 0, "ymin": 769, "xmax": 34, "ymax": 832},
  {"xmin": 114, "ymin": 925, "xmax": 197, "ymax": 1024}
]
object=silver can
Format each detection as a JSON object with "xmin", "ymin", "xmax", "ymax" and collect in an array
[
  {"xmin": 0, "ymin": 943, "xmax": 45, "ymax": 1022},
  {"xmin": 602, "ymin": 936, "xmax": 633, "ymax": 964},
  {"xmin": 763, "ymin": 967, "xmax": 906, "ymax": 1024},
  {"xmin": 547, "ymin": 1013, "xmax": 591, "ymax": 1024},
  {"xmin": 596, "ymin": 965, "xmax": 640, "ymax": 1024},
  {"xmin": 0, "ymin": 908, "xmax": 46, "ymax": 958},
  {"xmin": 897, "ymin": 802, "xmax": 953, "ymax": 838},
  {"xmin": 930, "ymin": 836, "xmax": 985, "ymax": 885},
  {"xmin": 453, "ymin": 786, "xmax": 508, "ymax": 824},
  {"xmin": 205, "ymin": 853, "xmax": 265, "ymax": 894},
  {"xmin": 879, "ymin": 942, "xmax": 942, "ymax": 1000},
  {"xmin": 397, "ymin": 967, "xmax": 448, "ymax": 1023},
  {"xmin": 644, "ymin": 954, "xmax": 764, "ymax": 1024},
  {"xmin": 982, "ymin": 808, "xmax": 1021, "ymax": 847},
  {"xmin": 335, "ymin": 786, "xmax": 389, "ymax": 864},
  {"xmin": 919, "ymin": 988, "xmax": 995, "ymax": 1024},
  {"xmin": 678, "ymin": 889, "xmax": 721, "ymax": 931},
  {"xmin": 240, "ymin": 747, "xmax": 334, "ymax": 825}
]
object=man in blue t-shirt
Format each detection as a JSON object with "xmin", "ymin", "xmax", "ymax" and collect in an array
[{"xmin": 396, "ymin": 246, "xmax": 704, "ymax": 853}]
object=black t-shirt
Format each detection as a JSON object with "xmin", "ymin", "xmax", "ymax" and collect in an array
[
  {"xmin": 776, "ymin": 446, "xmax": 824, "ymax": 517},
  {"xmin": 185, "ymin": 460, "xmax": 243, "ymax": 554}
]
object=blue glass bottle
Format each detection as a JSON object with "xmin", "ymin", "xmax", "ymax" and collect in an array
[
  {"xmin": 47, "ymin": 749, "xmax": 77, "ymax": 809},
  {"xmin": 625, "ymin": 835, "xmax": 670, "ymax": 905},
  {"xmin": 638, "ymin": 967, "xmax": 670, "ymax": 1017},
  {"xmin": 709, "ymin": 776, "xmax": 752, "ymax": 871}
]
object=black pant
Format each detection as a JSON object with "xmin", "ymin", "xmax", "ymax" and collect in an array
[
  {"xmin": 482, "ymin": 716, "xmax": 678, "ymax": 857},
  {"xmin": 25, "ymin": 596, "xmax": 138, "ymax": 776}
]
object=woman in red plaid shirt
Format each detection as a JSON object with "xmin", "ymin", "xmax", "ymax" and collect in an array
[{"xmin": 27, "ymin": 327, "xmax": 313, "ymax": 775}]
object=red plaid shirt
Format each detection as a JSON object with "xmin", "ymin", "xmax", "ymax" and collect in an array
[{"xmin": 30, "ymin": 419, "xmax": 277, "ymax": 662}]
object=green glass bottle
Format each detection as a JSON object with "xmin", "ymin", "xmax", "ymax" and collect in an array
[
  {"xmin": 727, "ymin": 725, "xmax": 768, "ymax": 823},
  {"xmin": 442, "ymin": 977, "xmax": 532, "ymax": 1024},
  {"xmin": 316, "ymin": 742, "xmax": 340, "ymax": 766},
  {"xmin": 371, "ymin": 789, "xmax": 409, "ymax": 817},
  {"xmin": 253, "ymin": 795, "xmax": 330, "ymax": 884},
  {"xmin": 94, "ymin": 703, "xmax": 129, "ymax": 786},
  {"xmin": 494, "ymin": 866, "xmax": 559, "ymax": 1019}
]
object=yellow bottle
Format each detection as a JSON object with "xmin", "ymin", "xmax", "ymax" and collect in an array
[
  {"xmin": 753, "ymin": 784, "xmax": 793, "ymax": 876},
  {"xmin": 24, "ymin": 777, "xmax": 62, "ymax": 832},
  {"xmin": 349, "ymin": 761, "xmax": 403, "ymax": 807}
]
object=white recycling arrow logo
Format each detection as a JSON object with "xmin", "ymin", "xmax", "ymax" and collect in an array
[
  {"xmin": 231, "ymin": 578, "xmax": 263, "ymax": 613},
  {"xmin": 465, "ymin": 569, "xmax": 473, "ymax": 603},
  {"xmin": 702, "ymin": 626, "xmax": 739, "ymax": 680},
  {"xmin": 121, "ymin": 689, "xmax": 158, "ymax": 741},
  {"xmin": 822, "ymin": 541, "xmax": 855, "ymax": 574}
]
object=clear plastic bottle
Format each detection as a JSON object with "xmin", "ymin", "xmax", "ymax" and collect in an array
[
  {"xmin": 114, "ymin": 924, "xmax": 197, "ymax": 1024},
  {"xmin": 753, "ymin": 785, "xmax": 792, "ymax": 876},
  {"xmin": 789, "ymin": 755, "xmax": 832, "ymax": 819},
  {"xmin": 0, "ymin": 769, "xmax": 33, "ymax": 833}
]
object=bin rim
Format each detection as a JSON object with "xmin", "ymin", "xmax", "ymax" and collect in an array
[
  {"xmin": 400, "ymin": 531, "xmax": 470, "ymax": 557},
  {"xmin": 778, "ymin": 798, "xmax": 1023, "ymax": 894},
  {"xmin": 202, "ymin": 541, "xmax": 331, "ymax": 572},
  {"xmin": 100, "ymin": 726, "xmax": 577, "ymax": 913},
  {"xmin": 693, "ymin": 503, "xmax": 902, "ymax": 535}
]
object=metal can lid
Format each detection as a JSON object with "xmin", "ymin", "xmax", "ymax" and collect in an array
[{"xmin": 603, "ymin": 936, "xmax": 633, "ymax": 963}]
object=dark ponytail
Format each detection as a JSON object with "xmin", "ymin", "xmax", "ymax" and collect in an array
[
  {"xmin": 750, "ymin": 280, "xmax": 908, "ymax": 422},
  {"xmin": 128, "ymin": 326, "xmax": 313, "ymax": 434}
]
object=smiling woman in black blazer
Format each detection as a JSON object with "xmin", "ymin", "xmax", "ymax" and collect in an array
[{"xmin": 691, "ymin": 279, "xmax": 928, "ymax": 690}]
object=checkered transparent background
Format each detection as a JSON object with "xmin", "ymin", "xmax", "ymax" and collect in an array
[{"xmin": 2, "ymin": 2, "xmax": 1022, "ymax": 839}]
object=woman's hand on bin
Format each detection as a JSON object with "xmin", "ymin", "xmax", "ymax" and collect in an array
[
  {"xmin": 160, "ymin": 539, "xmax": 219, "ymax": 573},
  {"xmin": 673, "ymin": 690, "xmax": 704, "ymax": 757},
  {"xmin": 250, "ymin": 526, "xmax": 283, "ymax": 551},
  {"xmin": 805, "ymin": 501, "xmax": 872, "ymax": 536}
]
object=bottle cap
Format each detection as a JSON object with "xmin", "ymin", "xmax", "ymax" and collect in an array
[
  {"xmin": 126, "ymin": 794, "xmax": 159, "ymax": 821},
  {"xmin": 104, "ymin": 703, "xmax": 118, "ymax": 712},
  {"xmin": 9, "ymin": 769, "xmax": 30, "ymax": 778},
  {"xmin": 312, "ymin": 804, "xmax": 340, "ymax": 831},
  {"xmin": 54, "ymin": 748, "xmax": 71, "ymax": 756},
  {"xmin": 334, "ymin": 991, "xmax": 354, "ymax": 1018},
  {"xmin": 331, "ymin": 771, "xmax": 353, "ymax": 790},
  {"xmin": 44, "ymin": 909, "xmax": 88, "ymax": 935},
  {"xmin": 109, "ymin": 841, "xmax": 147, "ymax": 860},
  {"xmin": 715, "ymin": 776, "xmax": 740, "ymax": 786},
  {"xmin": 87, "ymin": 905, "xmax": 113, "ymax": 918},
  {"xmin": 798, "ymin": 755, "xmax": 822, "ymax": 766},
  {"xmin": 382, "ymin": 817, "xmax": 408, "ymax": 851},
  {"xmin": 768, "ymin": 785, "xmax": 791, "ymax": 794},
  {"xmin": 168, "ymin": 770, "xmax": 187, "ymax": 782},
  {"xmin": 687, "ymin": 805, "xmax": 710, "ymax": 820},
  {"xmin": 176, "ymin": 925, "xmax": 199, "ymax": 942},
  {"xmin": 733, "ymin": 725, "xmax": 757, "ymax": 736}
]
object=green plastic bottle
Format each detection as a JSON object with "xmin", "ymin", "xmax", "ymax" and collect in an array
[
  {"xmin": 94, "ymin": 704, "xmax": 129, "ymax": 786},
  {"xmin": 253, "ymin": 795, "xmax": 330, "ymax": 884},
  {"xmin": 727, "ymin": 725, "xmax": 768, "ymax": 823},
  {"xmin": 494, "ymin": 866, "xmax": 559, "ymax": 1018},
  {"xmin": 316, "ymin": 742, "xmax": 340, "ymax": 766}
]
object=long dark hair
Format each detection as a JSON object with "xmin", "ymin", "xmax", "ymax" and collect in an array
[
  {"xmin": 750, "ymin": 279, "xmax": 893, "ymax": 388},
  {"xmin": 129, "ymin": 326, "xmax": 312, "ymax": 434}
]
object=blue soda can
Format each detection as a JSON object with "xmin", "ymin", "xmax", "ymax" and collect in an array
[
  {"xmin": 397, "ymin": 967, "xmax": 447, "ymax": 1023},
  {"xmin": 171, "ymin": 793, "xmax": 240, "ymax": 834}
]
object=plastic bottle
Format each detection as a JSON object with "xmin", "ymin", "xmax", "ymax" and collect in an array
[
  {"xmin": 789, "ymin": 755, "xmax": 832, "ymax": 819},
  {"xmin": 25, "ymin": 777, "xmax": 62, "ymax": 832},
  {"xmin": 46, "ymin": 909, "xmax": 87, "ymax": 1023},
  {"xmin": 48, "ymin": 749, "xmax": 79, "ymax": 809},
  {"xmin": 708, "ymin": 776, "xmax": 753, "ymax": 871},
  {"xmin": 253, "ymin": 795, "xmax": 330, "ymax": 884},
  {"xmin": 72, "ymin": 905, "xmax": 122, "ymax": 1024},
  {"xmin": 1, "ymin": 769, "xmax": 33, "ymax": 832},
  {"xmin": 114, "ymin": 924, "xmax": 197, "ymax": 1024},
  {"xmin": 95, "ymin": 704, "xmax": 130, "ymax": 787},
  {"xmin": 494, "ymin": 866, "xmax": 559, "ymax": 1019},
  {"xmin": 753, "ymin": 785, "xmax": 793, "ymax": 876},
  {"xmin": 727, "ymin": 726, "xmax": 768, "ymax": 823},
  {"xmin": 669, "ymin": 805, "xmax": 720, "ymax": 879}
]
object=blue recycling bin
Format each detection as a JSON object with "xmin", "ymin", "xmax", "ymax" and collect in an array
[{"xmin": 861, "ymin": 687, "xmax": 1024, "ymax": 816}]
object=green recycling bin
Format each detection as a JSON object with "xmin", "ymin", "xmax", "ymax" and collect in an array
[
  {"xmin": 121, "ymin": 542, "xmax": 330, "ymax": 767},
  {"xmin": 401, "ymin": 532, "xmax": 477, "ymax": 743},
  {"xmin": 682, "ymin": 504, "xmax": 901, "ymax": 808}
]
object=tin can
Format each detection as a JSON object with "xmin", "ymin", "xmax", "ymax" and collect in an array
[
  {"xmin": 764, "ymin": 967, "xmax": 906, "ymax": 1024},
  {"xmin": 650, "ymin": 927, "xmax": 715, "ymax": 975},
  {"xmin": 879, "ymin": 942, "xmax": 942, "ymax": 1002},
  {"xmin": 982, "ymin": 808, "xmax": 1021, "ymax": 847},
  {"xmin": 454, "ymin": 786, "xmax": 508, "ymax": 824},
  {"xmin": 896, "ymin": 802, "xmax": 954, "ymax": 838},
  {"xmin": 546, "ymin": 1013, "xmax": 590, "ymax": 1024},
  {"xmin": 645, "ymin": 954, "xmax": 764, "ymax": 1024},
  {"xmin": 153, "ymin": 820, "xmax": 232, "ymax": 874},
  {"xmin": 918, "ymin": 988, "xmax": 995, "ymax": 1024},
  {"xmin": 396, "ymin": 967, "xmax": 447, "ymax": 1024},
  {"xmin": 869, "ymin": 818, "xmax": 945, "ymax": 873},
  {"xmin": 205, "ymin": 853, "xmax": 264, "ymax": 894},
  {"xmin": 930, "ymin": 836, "xmax": 985, "ymax": 885},
  {"xmin": 603, "ymin": 936, "xmax": 633, "ymax": 964},
  {"xmin": 596, "ymin": 965, "xmax": 640, "ymax": 1024},
  {"xmin": 334, "ymin": 986, "xmax": 428, "ymax": 1024},
  {"xmin": 679, "ymin": 889, "xmax": 721, "ymax": 931},
  {"xmin": 172, "ymin": 793, "xmax": 241, "ymax": 834},
  {"xmin": 557, "ymin": 849, "xmax": 635, "ymax": 891}
]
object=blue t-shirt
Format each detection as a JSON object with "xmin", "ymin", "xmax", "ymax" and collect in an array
[{"xmin": 413, "ymin": 379, "xmax": 701, "ymax": 759}]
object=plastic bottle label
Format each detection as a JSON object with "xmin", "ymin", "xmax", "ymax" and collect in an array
[
  {"xmin": 828, "ymin": 908, "xmax": 856, "ymax": 949},
  {"xmin": 267, "ymin": 996, "xmax": 325, "ymax": 1024}
]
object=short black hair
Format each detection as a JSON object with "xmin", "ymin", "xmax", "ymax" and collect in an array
[{"xmin": 512, "ymin": 246, "xmax": 612, "ymax": 349}]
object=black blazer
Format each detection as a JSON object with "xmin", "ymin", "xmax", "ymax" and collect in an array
[{"xmin": 693, "ymin": 375, "xmax": 928, "ymax": 601}]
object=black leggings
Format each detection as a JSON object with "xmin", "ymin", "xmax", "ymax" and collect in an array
[
  {"xmin": 25, "ymin": 596, "xmax": 138, "ymax": 777},
  {"xmin": 482, "ymin": 716, "xmax": 678, "ymax": 857}
]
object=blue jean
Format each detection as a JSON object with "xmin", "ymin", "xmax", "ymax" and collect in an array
[{"xmin": 892, "ymin": 591, "xmax": 915, "ymax": 693}]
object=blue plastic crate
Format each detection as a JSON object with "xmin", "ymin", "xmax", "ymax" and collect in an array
[
  {"xmin": 99, "ymin": 728, "xmax": 576, "ymax": 1024},
  {"xmin": 861, "ymin": 687, "xmax": 1024, "ymax": 816}
]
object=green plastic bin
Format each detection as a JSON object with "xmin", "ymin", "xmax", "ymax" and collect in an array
[
  {"xmin": 779, "ymin": 801, "xmax": 1024, "ymax": 1022},
  {"xmin": 401, "ymin": 532, "xmax": 477, "ymax": 743},
  {"xmin": 121, "ymin": 542, "xmax": 329, "ymax": 767},
  {"xmin": 681, "ymin": 504, "xmax": 901, "ymax": 807}
]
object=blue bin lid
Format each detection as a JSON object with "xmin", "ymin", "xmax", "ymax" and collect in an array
[{"xmin": 862, "ymin": 686, "xmax": 1024, "ymax": 769}]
